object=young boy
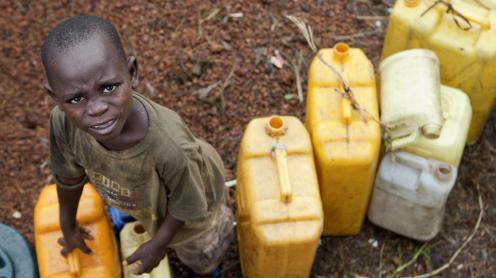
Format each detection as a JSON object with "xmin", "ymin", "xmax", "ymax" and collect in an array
[{"xmin": 41, "ymin": 15, "xmax": 234, "ymax": 277}]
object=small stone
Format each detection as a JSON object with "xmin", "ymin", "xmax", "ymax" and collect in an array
[
  {"xmin": 209, "ymin": 42, "xmax": 225, "ymax": 54},
  {"xmin": 368, "ymin": 238, "xmax": 379, "ymax": 248},
  {"xmin": 145, "ymin": 82, "xmax": 154, "ymax": 95},
  {"xmin": 12, "ymin": 210, "xmax": 22, "ymax": 219},
  {"xmin": 221, "ymin": 41, "xmax": 232, "ymax": 51},
  {"xmin": 457, "ymin": 264, "xmax": 463, "ymax": 270}
]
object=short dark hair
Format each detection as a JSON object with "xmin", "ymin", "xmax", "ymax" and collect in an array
[{"xmin": 41, "ymin": 15, "xmax": 126, "ymax": 82}]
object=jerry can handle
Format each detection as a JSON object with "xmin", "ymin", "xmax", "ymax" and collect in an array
[
  {"xmin": 394, "ymin": 151, "xmax": 427, "ymax": 171},
  {"xmin": 390, "ymin": 129, "xmax": 420, "ymax": 150},
  {"xmin": 67, "ymin": 250, "xmax": 81, "ymax": 277},
  {"xmin": 271, "ymin": 142, "xmax": 292, "ymax": 203},
  {"xmin": 341, "ymin": 98, "xmax": 352, "ymax": 125}
]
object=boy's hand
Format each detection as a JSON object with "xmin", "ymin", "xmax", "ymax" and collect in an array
[
  {"xmin": 57, "ymin": 226, "xmax": 93, "ymax": 256},
  {"xmin": 124, "ymin": 239, "xmax": 168, "ymax": 274}
]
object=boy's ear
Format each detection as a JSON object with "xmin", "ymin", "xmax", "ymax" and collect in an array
[
  {"xmin": 45, "ymin": 84, "xmax": 56, "ymax": 99},
  {"xmin": 127, "ymin": 56, "xmax": 139, "ymax": 89},
  {"xmin": 45, "ymin": 84, "xmax": 64, "ymax": 110}
]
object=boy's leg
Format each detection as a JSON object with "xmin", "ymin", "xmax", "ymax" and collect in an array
[{"xmin": 174, "ymin": 205, "xmax": 234, "ymax": 275}]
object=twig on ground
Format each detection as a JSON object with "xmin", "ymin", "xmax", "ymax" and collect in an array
[
  {"xmin": 378, "ymin": 237, "xmax": 386, "ymax": 278},
  {"xmin": 335, "ymin": 30, "xmax": 381, "ymax": 41},
  {"xmin": 382, "ymin": 184, "xmax": 484, "ymax": 278},
  {"xmin": 217, "ymin": 65, "xmax": 237, "ymax": 118},
  {"xmin": 285, "ymin": 14, "xmax": 317, "ymax": 52},
  {"xmin": 402, "ymin": 183, "xmax": 484, "ymax": 278},
  {"xmin": 355, "ymin": 15, "xmax": 388, "ymax": 20},
  {"xmin": 382, "ymin": 0, "xmax": 393, "ymax": 7},
  {"xmin": 293, "ymin": 51, "xmax": 304, "ymax": 103},
  {"xmin": 394, "ymin": 243, "xmax": 430, "ymax": 274},
  {"xmin": 280, "ymin": 50, "xmax": 304, "ymax": 103}
]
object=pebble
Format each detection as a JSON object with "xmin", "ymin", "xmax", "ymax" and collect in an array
[
  {"xmin": 12, "ymin": 210, "xmax": 22, "ymax": 219},
  {"xmin": 368, "ymin": 238, "xmax": 379, "ymax": 248}
]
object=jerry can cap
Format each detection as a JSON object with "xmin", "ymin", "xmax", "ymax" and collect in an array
[
  {"xmin": 379, "ymin": 49, "xmax": 439, "ymax": 73},
  {"xmin": 435, "ymin": 164, "xmax": 454, "ymax": 182},
  {"xmin": 421, "ymin": 123, "xmax": 442, "ymax": 139},
  {"xmin": 403, "ymin": 0, "xmax": 420, "ymax": 7},
  {"xmin": 265, "ymin": 116, "xmax": 287, "ymax": 137},
  {"xmin": 333, "ymin": 42, "xmax": 350, "ymax": 60}
]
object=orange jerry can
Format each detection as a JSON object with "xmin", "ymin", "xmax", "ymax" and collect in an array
[
  {"xmin": 34, "ymin": 184, "xmax": 121, "ymax": 278},
  {"xmin": 306, "ymin": 43, "xmax": 381, "ymax": 236},
  {"xmin": 236, "ymin": 116, "xmax": 323, "ymax": 278}
]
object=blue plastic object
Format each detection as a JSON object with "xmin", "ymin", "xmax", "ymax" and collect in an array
[
  {"xmin": 107, "ymin": 207, "xmax": 135, "ymax": 235},
  {"xmin": 0, "ymin": 247, "xmax": 14, "ymax": 278},
  {"xmin": 0, "ymin": 223, "xmax": 38, "ymax": 278}
]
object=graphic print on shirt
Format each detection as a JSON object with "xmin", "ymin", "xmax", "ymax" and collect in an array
[{"xmin": 91, "ymin": 172, "xmax": 139, "ymax": 210}]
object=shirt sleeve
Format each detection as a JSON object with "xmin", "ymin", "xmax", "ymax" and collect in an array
[
  {"xmin": 160, "ymin": 143, "xmax": 209, "ymax": 222},
  {"xmin": 48, "ymin": 108, "xmax": 86, "ymax": 188}
]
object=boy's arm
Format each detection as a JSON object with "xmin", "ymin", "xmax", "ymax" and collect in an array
[
  {"xmin": 124, "ymin": 212, "xmax": 184, "ymax": 274},
  {"xmin": 49, "ymin": 109, "xmax": 93, "ymax": 255},
  {"xmin": 56, "ymin": 175, "xmax": 93, "ymax": 256}
]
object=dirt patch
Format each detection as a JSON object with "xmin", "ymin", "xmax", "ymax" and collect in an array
[{"xmin": 0, "ymin": 0, "xmax": 494, "ymax": 277}]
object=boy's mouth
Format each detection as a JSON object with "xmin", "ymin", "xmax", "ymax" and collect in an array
[{"xmin": 89, "ymin": 119, "xmax": 117, "ymax": 134}]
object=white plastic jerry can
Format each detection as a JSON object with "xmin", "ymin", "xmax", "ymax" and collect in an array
[
  {"xmin": 120, "ymin": 222, "xmax": 173, "ymax": 278},
  {"xmin": 404, "ymin": 85, "xmax": 472, "ymax": 166},
  {"xmin": 368, "ymin": 151, "xmax": 457, "ymax": 241},
  {"xmin": 380, "ymin": 49, "xmax": 444, "ymax": 150}
]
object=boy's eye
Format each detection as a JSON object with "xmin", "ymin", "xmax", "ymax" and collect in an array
[
  {"xmin": 103, "ymin": 84, "xmax": 117, "ymax": 94},
  {"xmin": 69, "ymin": 96, "xmax": 84, "ymax": 104}
]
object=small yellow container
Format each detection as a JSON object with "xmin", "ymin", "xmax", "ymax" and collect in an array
[
  {"xmin": 382, "ymin": 0, "xmax": 496, "ymax": 143},
  {"xmin": 306, "ymin": 43, "xmax": 381, "ymax": 236},
  {"xmin": 120, "ymin": 222, "xmax": 172, "ymax": 278},
  {"xmin": 405, "ymin": 85, "xmax": 472, "ymax": 166},
  {"xmin": 236, "ymin": 116, "xmax": 323, "ymax": 278},
  {"xmin": 34, "ymin": 184, "xmax": 121, "ymax": 278}
]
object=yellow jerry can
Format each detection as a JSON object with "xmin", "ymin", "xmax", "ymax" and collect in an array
[
  {"xmin": 120, "ymin": 221, "xmax": 172, "ymax": 278},
  {"xmin": 465, "ymin": 0, "xmax": 496, "ymax": 9},
  {"xmin": 382, "ymin": 0, "xmax": 496, "ymax": 143},
  {"xmin": 306, "ymin": 43, "xmax": 381, "ymax": 236},
  {"xmin": 236, "ymin": 115, "xmax": 323, "ymax": 278},
  {"xmin": 404, "ymin": 85, "xmax": 472, "ymax": 166},
  {"xmin": 34, "ymin": 184, "xmax": 121, "ymax": 278},
  {"xmin": 380, "ymin": 49, "xmax": 444, "ymax": 149}
]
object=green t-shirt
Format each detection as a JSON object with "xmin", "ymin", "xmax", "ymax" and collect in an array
[{"xmin": 49, "ymin": 93, "xmax": 226, "ymax": 246}]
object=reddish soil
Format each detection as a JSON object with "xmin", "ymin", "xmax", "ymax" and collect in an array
[{"xmin": 0, "ymin": 0, "xmax": 494, "ymax": 277}]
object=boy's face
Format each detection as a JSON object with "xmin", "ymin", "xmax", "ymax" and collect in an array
[{"xmin": 45, "ymin": 32, "xmax": 139, "ymax": 143}]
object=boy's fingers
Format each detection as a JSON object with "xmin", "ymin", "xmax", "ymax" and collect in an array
[
  {"xmin": 80, "ymin": 227, "xmax": 94, "ymax": 240},
  {"xmin": 133, "ymin": 261, "xmax": 149, "ymax": 275},
  {"xmin": 125, "ymin": 252, "xmax": 140, "ymax": 265},
  {"xmin": 78, "ymin": 242, "xmax": 92, "ymax": 255},
  {"xmin": 82, "ymin": 232, "xmax": 94, "ymax": 240},
  {"xmin": 61, "ymin": 246, "xmax": 70, "ymax": 257}
]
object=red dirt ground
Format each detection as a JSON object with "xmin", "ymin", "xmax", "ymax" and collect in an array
[{"xmin": 0, "ymin": 1, "xmax": 494, "ymax": 277}]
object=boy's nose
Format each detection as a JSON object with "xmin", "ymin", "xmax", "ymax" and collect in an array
[{"xmin": 87, "ymin": 99, "xmax": 109, "ymax": 117}]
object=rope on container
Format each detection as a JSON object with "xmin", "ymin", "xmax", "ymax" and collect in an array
[{"xmin": 420, "ymin": 0, "xmax": 472, "ymax": 31}]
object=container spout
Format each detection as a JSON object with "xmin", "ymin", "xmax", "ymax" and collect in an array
[
  {"xmin": 333, "ymin": 42, "xmax": 350, "ymax": 61},
  {"xmin": 265, "ymin": 116, "xmax": 287, "ymax": 137}
]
